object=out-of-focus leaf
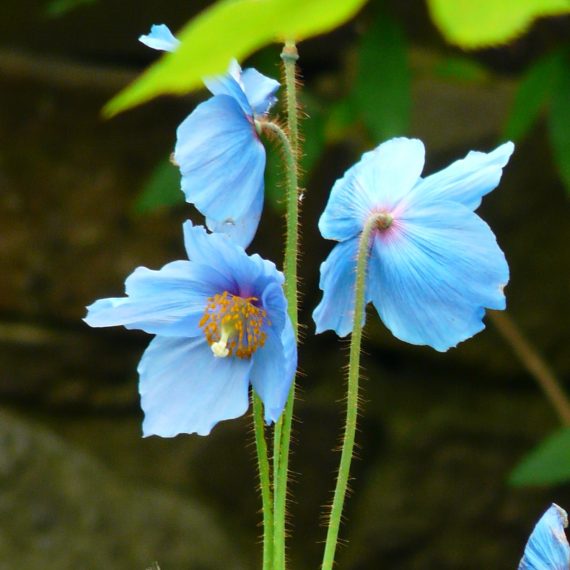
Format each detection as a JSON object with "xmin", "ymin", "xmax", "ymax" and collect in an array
[
  {"xmin": 434, "ymin": 55, "xmax": 489, "ymax": 83},
  {"xmin": 510, "ymin": 427, "xmax": 570, "ymax": 486},
  {"xmin": 427, "ymin": 0, "xmax": 570, "ymax": 49},
  {"xmin": 354, "ymin": 11, "xmax": 410, "ymax": 141},
  {"xmin": 134, "ymin": 158, "xmax": 183, "ymax": 214},
  {"xmin": 45, "ymin": 0, "xmax": 96, "ymax": 16},
  {"xmin": 105, "ymin": 0, "xmax": 367, "ymax": 116},
  {"xmin": 504, "ymin": 52, "xmax": 564, "ymax": 142},
  {"xmin": 264, "ymin": 143, "xmax": 285, "ymax": 213},
  {"xmin": 299, "ymin": 93, "xmax": 325, "ymax": 175},
  {"xmin": 324, "ymin": 98, "xmax": 358, "ymax": 144},
  {"xmin": 548, "ymin": 56, "xmax": 570, "ymax": 195}
]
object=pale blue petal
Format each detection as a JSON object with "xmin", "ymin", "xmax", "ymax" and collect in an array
[
  {"xmin": 250, "ymin": 318, "xmax": 296, "ymax": 424},
  {"xmin": 519, "ymin": 504, "xmax": 570, "ymax": 570},
  {"xmin": 313, "ymin": 238, "xmax": 366, "ymax": 337},
  {"xmin": 241, "ymin": 68, "xmax": 280, "ymax": 115},
  {"xmin": 84, "ymin": 260, "xmax": 227, "ymax": 337},
  {"xmin": 260, "ymin": 280, "xmax": 287, "ymax": 334},
  {"xmin": 139, "ymin": 24, "xmax": 180, "ymax": 52},
  {"xmin": 139, "ymin": 336, "xmax": 252, "ymax": 437},
  {"xmin": 205, "ymin": 188, "xmax": 263, "ymax": 249},
  {"xmin": 204, "ymin": 64, "xmax": 252, "ymax": 116},
  {"xmin": 174, "ymin": 95, "xmax": 265, "ymax": 222},
  {"xmin": 182, "ymin": 222, "xmax": 280, "ymax": 299},
  {"xmin": 411, "ymin": 141, "xmax": 514, "ymax": 210},
  {"xmin": 368, "ymin": 199, "xmax": 509, "ymax": 351},
  {"xmin": 319, "ymin": 138, "xmax": 425, "ymax": 242}
]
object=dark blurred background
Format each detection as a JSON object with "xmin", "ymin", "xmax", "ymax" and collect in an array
[{"xmin": 0, "ymin": 1, "xmax": 569, "ymax": 568}]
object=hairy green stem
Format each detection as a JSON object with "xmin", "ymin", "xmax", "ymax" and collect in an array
[
  {"xmin": 252, "ymin": 392, "xmax": 274, "ymax": 570},
  {"xmin": 321, "ymin": 215, "xmax": 380, "ymax": 570},
  {"xmin": 271, "ymin": 40, "xmax": 301, "ymax": 570}
]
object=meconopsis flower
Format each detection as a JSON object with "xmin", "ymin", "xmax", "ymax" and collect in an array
[
  {"xmin": 140, "ymin": 24, "xmax": 280, "ymax": 248},
  {"xmin": 84, "ymin": 222, "xmax": 296, "ymax": 437},
  {"xmin": 519, "ymin": 504, "xmax": 570, "ymax": 569},
  {"xmin": 313, "ymin": 137, "xmax": 514, "ymax": 352}
]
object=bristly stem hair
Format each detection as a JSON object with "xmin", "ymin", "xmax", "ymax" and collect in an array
[
  {"xmin": 272, "ymin": 39, "xmax": 301, "ymax": 570},
  {"xmin": 252, "ymin": 392, "xmax": 274, "ymax": 570},
  {"xmin": 321, "ymin": 214, "xmax": 379, "ymax": 570}
]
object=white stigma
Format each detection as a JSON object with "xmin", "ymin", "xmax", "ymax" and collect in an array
[{"xmin": 210, "ymin": 328, "xmax": 230, "ymax": 358}]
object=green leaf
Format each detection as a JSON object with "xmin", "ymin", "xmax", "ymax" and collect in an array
[
  {"xmin": 548, "ymin": 56, "xmax": 570, "ymax": 195},
  {"xmin": 427, "ymin": 0, "xmax": 570, "ymax": 49},
  {"xmin": 324, "ymin": 98, "xmax": 358, "ymax": 143},
  {"xmin": 105, "ymin": 0, "xmax": 367, "ymax": 116},
  {"xmin": 353, "ymin": 11, "xmax": 411, "ymax": 141},
  {"xmin": 434, "ymin": 55, "xmax": 490, "ymax": 83},
  {"xmin": 133, "ymin": 158, "xmax": 183, "ymax": 214},
  {"xmin": 503, "ymin": 52, "xmax": 564, "ymax": 142},
  {"xmin": 510, "ymin": 427, "xmax": 570, "ymax": 486},
  {"xmin": 45, "ymin": 0, "xmax": 96, "ymax": 17}
]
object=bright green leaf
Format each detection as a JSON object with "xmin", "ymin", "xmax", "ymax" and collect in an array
[
  {"xmin": 510, "ymin": 427, "xmax": 570, "ymax": 486},
  {"xmin": 503, "ymin": 51, "xmax": 564, "ymax": 141},
  {"xmin": 434, "ymin": 55, "xmax": 490, "ymax": 83},
  {"xmin": 427, "ymin": 0, "xmax": 570, "ymax": 49},
  {"xmin": 134, "ymin": 158, "xmax": 183, "ymax": 214},
  {"xmin": 548, "ymin": 56, "xmax": 570, "ymax": 195},
  {"xmin": 105, "ymin": 0, "xmax": 367, "ymax": 116},
  {"xmin": 353, "ymin": 11, "xmax": 410, "ymax": 141}
]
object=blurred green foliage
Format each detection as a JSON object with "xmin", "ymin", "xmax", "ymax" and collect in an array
[
  {"xmin": 45, "ymin": 0, "xmax": 95, "ymax": 17},
  {"xmin": 510, "ymin": 427, "xmax": 570, "ymax": 486},
  {"xmin": 433, "ymin": 55, "xmax": 490, "ymax": 83},
  {"xmin": 503, "ymin": 52, "xmax": 564, "ymax": 142},
  {"xmin": 134, "ymin": 158, "xmax": 183, "ymax": 214},
  {"xmin": 548, "ymin": 56, "xmax": 570, "ymax": 194},
  {"xmin": 353, "ymin": 9, "xmax": 410, "ymax": 140},
  {"xmin": 106, "ymin": 0, "xmax": 368, "ymax": 116},
  {"xmin": 427, "ymin": 0, "xmax": 570, "ymax": 48}
]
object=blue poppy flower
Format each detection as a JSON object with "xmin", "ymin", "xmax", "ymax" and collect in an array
[
  {"xmin": 140, "ymin": 24, "xmax": 280, "ymax": 248},
  {"xmin": 313, "ymin": 137, "xmax": 514, "ymax": 352},
  {"xmin": 85, "ymin": 222, "xmax": 296, "ymax": 437},
  {"xmin": 519, "ymin": 504, "xmax": 570, "ymax": 570}
]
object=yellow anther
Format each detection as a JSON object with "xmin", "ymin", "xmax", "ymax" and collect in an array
[{"xmin": 200, "ymin": 292, "xmax": 268, "ymax": 359}]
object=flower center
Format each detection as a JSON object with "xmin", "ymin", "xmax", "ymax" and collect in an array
[
  {"xmin": 375, "ymin": 211, "xmax": 393, "ymax": 231},
  {"xmin": 199, "ymin": 291, "xmax": 269, "ymax": 359}
]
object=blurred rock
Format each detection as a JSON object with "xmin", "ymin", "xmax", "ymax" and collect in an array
[{"xmin": 0, "ymin": 408, "xmax": 246, "ymax": 570}]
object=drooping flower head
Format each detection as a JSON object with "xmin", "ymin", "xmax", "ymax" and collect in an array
[
  {"xmin": 85, "ymin": 222, "xmax": 296, "ymax": 437},
  {"xmin": 313, "ymin": 137, "xmax": 514, "ymax": 352},
  {"xmin": 140, "ymin": 25, "xmax": 280, "ymax": 248},
  {"xmin": 519, "ymin": 504, "xmax": 570, "ymax": 569}
]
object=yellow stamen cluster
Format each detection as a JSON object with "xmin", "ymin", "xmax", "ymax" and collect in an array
[{"xmin": 199, "ymin": 291, "xmax": 269, "ymax": 359}]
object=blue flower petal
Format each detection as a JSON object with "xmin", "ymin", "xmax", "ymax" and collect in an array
[
  {"xmin": 139, "ymin": 24, "xmax": 180, "ymax": 52},
  {"xmin": 174, "ymin": 95, "xmax": 265, "ymax": 223},
  {"xmin": 319, "ymin": 138, "xmax": 425, "ymax": 242},
  {"xmin": 411, "ymin": 141, "xmax": 514, "ymax": 210},
  {"xmin": 182, "ymin": 221, "xmax": 270, "ymax": 294},
  {"xmin": 84, "ymin": 260, "xmax": 229, "ymax": 337},
  {"xmin": 241, "ymin": 67, "xmax": 280, "ymax": 115},
  {"xmin": 250, "ymin": 318, "xmax": 296, "ymax": 424},
  {"xmin": 139, "ymin": 335, "xmax": 252, "ymax": 437},
  {"xmin": 519, "ymin": 504, "xmax": 570, "ymax": 570},
  {"xmin": 367, "ymin": 198, "xmax": 508, "ymax": 351},
  {"xmin": 204, "ymin": 62, "xmax": 252, "ymax": 116},
  {"xmin": 312, "ymin": 238, "xmax": 366, "ymax": 337},
  {"xmin": 205, "ymin": 187, "xmax": 263, "ymax": 249}
]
